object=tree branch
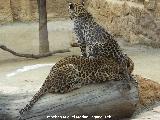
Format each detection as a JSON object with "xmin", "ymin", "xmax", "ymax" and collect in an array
[{"xmin": 0, "ymin": 44, "xmax": 70, "ymax": 59}]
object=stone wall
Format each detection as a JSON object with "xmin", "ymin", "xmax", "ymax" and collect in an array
[
  {"xmin": 0, "ymin": 0, "xmax": 81, "ymax": 23},
  {"xmin": 0, "ymin": 0, "xmax": 160, "ymax": 47},
  {"xmin": 86, "ymin": 0, "xmax": 160, "ymax": 47},
  {"xmin": 0, "ymin": 0, "xmax": 13, "ymax": 24},
  {"xmin": 10, "ymin": 0, "xmax": 32, "ymax": 21}
]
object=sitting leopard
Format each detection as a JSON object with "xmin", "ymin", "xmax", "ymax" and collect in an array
[
  {"xmin": 19, "ymin": 55, "xmax": 132, "ymax": 115},
  {"xmin": 68, "ymin": 2, "xmax": 134, "ymax": 73}
]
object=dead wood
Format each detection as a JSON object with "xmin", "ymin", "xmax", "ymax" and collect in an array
[
  {"xmin": 0, "ymin": 44, "xmax": 70, "ymax": 59},
  {"xmin": 20, "ymin": 77, "xmax": 139, "ymax": 120}
]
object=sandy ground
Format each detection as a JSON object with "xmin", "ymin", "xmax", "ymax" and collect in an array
[{"xmin": 0, "ymin": 21, "xmax": 160, "ymax": 119}]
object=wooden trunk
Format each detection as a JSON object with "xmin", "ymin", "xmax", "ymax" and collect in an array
[{"xmin": 20, "ymin": 77, "xmax": 139, "ymax": 120}]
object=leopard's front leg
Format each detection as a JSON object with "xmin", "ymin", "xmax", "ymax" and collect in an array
[
  {"xmin": 74, "ymin": 28, "xmax": 87, "ymax": 57},
  {"xmin": 87, "ymin": 43, "xmax": 99, "ymax": 59},
  {"xmin": 78, "ymin": 41, "xmax": 87, "ymax": 57}
]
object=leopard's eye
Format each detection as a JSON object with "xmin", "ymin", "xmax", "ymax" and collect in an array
[{"xmin": 69, "ymin": 3, "xmax": 74, "ymax": 10}]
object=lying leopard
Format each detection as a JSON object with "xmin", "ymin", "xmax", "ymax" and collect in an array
[
  {"xmin": 19, "ymin": 55, "xmax": 131, "ymax": 115},
  {"xmin": 68, "ymin": 2, "xmax": 134, "ymax": 72}
]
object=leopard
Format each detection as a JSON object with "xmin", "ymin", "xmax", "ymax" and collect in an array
[
  {"xmin": 19, "ymin": 55, "xmax": 132, "ymax": 115},
  {"xmin": 68, "ymin": 1, "xmax": 134, "ymax": 74},
  {"xmin": 19, "ymin": 1, "xmax": 134, "ymax": 115}
]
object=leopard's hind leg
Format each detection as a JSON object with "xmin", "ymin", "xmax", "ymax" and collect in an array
[
  {"xmin": 48, "ymin": 64, "xmax": 82, "ymax": 94},
  {"xmin": 19, "ymin": 64, "xmax": 80, "ymax": 115}
]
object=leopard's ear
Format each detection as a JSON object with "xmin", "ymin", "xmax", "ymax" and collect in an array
[{"xmin": 81, "ymin": 0, "xmax": 85, "ymax": 6}]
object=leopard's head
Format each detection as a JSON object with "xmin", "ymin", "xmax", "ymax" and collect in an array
[{"xmin": 68, "ymin": 1, "xmax": 88, "ymax": 20}]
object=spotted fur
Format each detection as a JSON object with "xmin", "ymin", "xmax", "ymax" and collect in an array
[
  {"xmin": 19, "ymin": 55, "xmax": 130, "ymax": 115},
  {"xmin": 68, "ymin": 2, "xmax": 134, "ymax": 73}
]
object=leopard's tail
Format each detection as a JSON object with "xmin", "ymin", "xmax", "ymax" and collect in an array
[{"xmin": 19, "ymin": 83, "xmax": 48, "ymax": 115}]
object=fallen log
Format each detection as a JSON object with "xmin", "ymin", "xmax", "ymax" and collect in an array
[
  {"xmin": 0, "ymin": 44, "xmax": 70, "ymax": 59},
  {"xmin": 20, "ymin": 76, "xmax": 139, "ymax": 120}
]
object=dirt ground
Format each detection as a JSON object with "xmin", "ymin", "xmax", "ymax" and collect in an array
[
  {"xmin": 0, "ymin": 21, "xmax": 160, "ymax": 119},
  {"xmin": 133, "ymin": 75, "xmax": 160, "ymax": 119}
]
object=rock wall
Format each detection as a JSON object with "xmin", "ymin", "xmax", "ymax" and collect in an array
[
  {"xmin": 10, "ymin": 0, "xmax": 32, "ymax": 21},
  {"xmin": 0, "ymin": 0, "xmax": 80, "ymax": 23},
  {"xmin": 86, "ymin": 0, "xmax": 160, "ymax": 47},
  {"xmin": 0, "ymin": 0, "xmax": 160, "ymax": 46},
  {"xmin": 0, "ymin": 0, "xmax": 13, "ymax": 24}
]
